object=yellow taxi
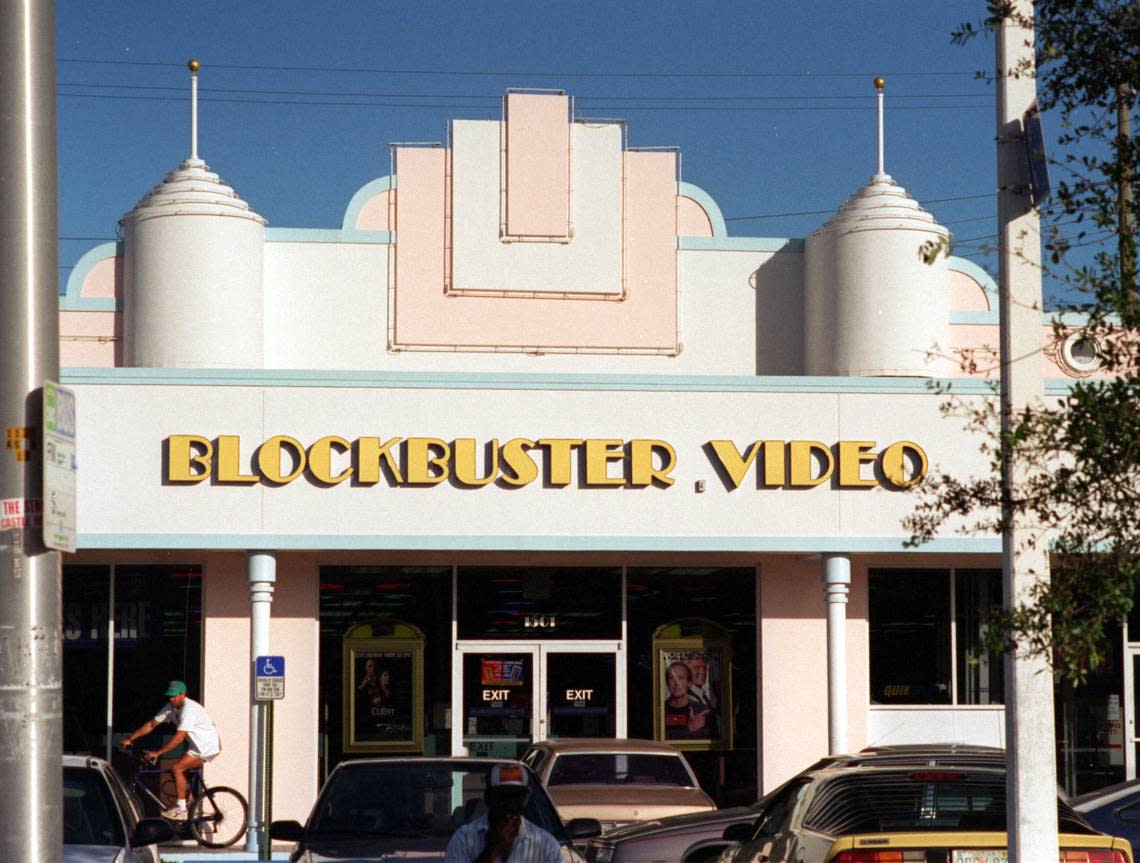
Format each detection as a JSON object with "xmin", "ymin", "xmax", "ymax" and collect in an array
[{"xmin": 718, "ymin": 766, "xmax": 1133, "ymax": 863}]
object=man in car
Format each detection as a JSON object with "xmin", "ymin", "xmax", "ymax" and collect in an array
[
  {"xmin": 119, "ymin": 679, "xmax": 221, "ymax": 820},
  {"xmin": 445, "ymin": 764, "xmax": 561, "ymax": 863}
]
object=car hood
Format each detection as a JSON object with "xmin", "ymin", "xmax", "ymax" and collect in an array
[
  {"xmin": 547, "ymin": 786, "xmax": 715, "ymax": 822},
  {"xmin": 63, "ymin": 845, "xmax": 128, "ymax": 863},
  {"xmin": 299, "ymin": 835, "xmax": 447, "ymax": 861},
  {"xmin": 596, "ymin": 803, "xmax": 756, "ymax": 840}
]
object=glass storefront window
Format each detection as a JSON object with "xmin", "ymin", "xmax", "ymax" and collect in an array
[
  {"xmin": 626, "ymin": 567, "xmax": 757, "ymax": 807},
  {"xmin": 870, "ymin": 569, "xmax": 1003, "ymax": 706},
  {"xmin": 319, "ymin": 566, "xmax": 452, "ymax": 771},
  {"xmin": 456, "ymin": 567, "xmax": 621, "ymax": 640},
  {"xmin": 955, "ymin": 569, "xmax": 1004, "ymax": 705},
  {"xmin": 870, "ymin": 569, "xmax": 951, "ymax": 704},
  {"xmin": 62, "ymin": 564, "xmax": 202, "ymax": 756}
]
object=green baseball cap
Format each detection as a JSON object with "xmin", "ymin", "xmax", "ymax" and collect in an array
[{"xmin": 164, "ymin": 680, "xmax": 187, "ymax": 697}]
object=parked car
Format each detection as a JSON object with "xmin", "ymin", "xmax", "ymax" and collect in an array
[
  {"xmin": 64, "ymin": 753, "xmax": 174, "ymax": 863},
  {"xmin": 719, "ymin": 764, "xmax": 1132, "ymax": 863},
  {"xmin": 521, "ymin": 738, "xmax": 716, "ymax": 832},
  {"xmin": 270, "ymin": 757, "xmax": 601, "ymax": 862},
  {"xmin": 585, "ymin": 744, "xmax": 1010, "ymax": 863},
  {"xmin": 1073, "ymin": 778, "xmax": 1140, "ymax": 852}
]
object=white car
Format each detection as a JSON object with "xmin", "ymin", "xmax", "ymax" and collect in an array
[{"xmin": 64, "ymin": 754, "xmax": 173, "ymax": 863}]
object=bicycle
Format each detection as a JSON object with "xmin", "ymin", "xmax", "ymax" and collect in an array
[{"xmin": 121, "ymin": 749, "xmax": 249, "ymax": 848}]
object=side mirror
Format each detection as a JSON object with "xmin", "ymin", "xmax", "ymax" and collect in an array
[
  {"xmin": 567, "ymin": 817, "xmax": 603, "ymax": 839},
  {"xmin": 722, "ymin": 821, "xmax": 756, "ymax": 842},
  {"xmin": 269, "ymin": 819, "xmax": 305, "ymax": 841},
  {"xmin": 131, "ymin": 817, "xmax": 175, "ymax": 847}
]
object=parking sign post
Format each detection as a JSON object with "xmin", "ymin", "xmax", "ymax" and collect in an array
[{"xmin": 254, "ymin": 656, "xmax": 283, "ymax": 860}]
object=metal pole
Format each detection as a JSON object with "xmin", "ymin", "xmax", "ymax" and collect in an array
[
  {"xmin": 105, "ymin": 565, "xmax": 116, "ymax": 763},
  {"xmin": 0, "ymin": 1, "xmax": 63, "ymax": 861},
  {"xmin": 995, "ymin": 3, "xmax": 1059, "ymax": 860},
  {"xmin": 246, "ymin": 552, "xmax": 276, "ymax": 853},
  {"xmin": 822, "ymin": 554, "xmax": 850, "ymax": 754},
  {"xmin": 261, "ymin": 701, "xmax": 274, "ymax": 861}
]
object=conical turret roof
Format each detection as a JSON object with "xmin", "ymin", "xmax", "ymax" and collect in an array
[
  {"xmin": 121, "ymin": 157, "xmax": 266, "ymax": 226},
  {"xmin": 813, "ymin": 172, "xmax": 949, "ymax": 238}
]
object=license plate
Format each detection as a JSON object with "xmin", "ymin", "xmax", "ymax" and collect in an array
[{"xmin": 952, "ymin": 852, "xmax": 1008, "ymax": 863}]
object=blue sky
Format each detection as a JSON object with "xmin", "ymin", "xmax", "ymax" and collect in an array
[{"xmin": 57, "ymin": 1, "xmax": 1016, "ymax": 297}]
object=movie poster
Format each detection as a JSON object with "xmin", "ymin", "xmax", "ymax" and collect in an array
[{"xmin": 657, "ymin": 646, "xmax": 730, "ymax": 747}]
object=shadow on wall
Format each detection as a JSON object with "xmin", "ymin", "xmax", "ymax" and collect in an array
[{"xmin": 751, "ymin": 251, "xmax": 805, "ymax": 375}]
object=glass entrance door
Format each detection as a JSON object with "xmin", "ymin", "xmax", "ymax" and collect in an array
[{"xmin": 454, "ymin": 644, "xmax": 624, "ymax": 757}]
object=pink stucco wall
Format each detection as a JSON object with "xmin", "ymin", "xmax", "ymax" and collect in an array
[
  {"xmin": 505, "ymin": 92, "xmax": 570, "ymax": 238},
  {"xmin": 355, "ymin": 190, "xmax": 392, "ymax": 231},
  {"xmin": 759, "ymin": 556, "xmax": 868, "ymax": 792},
  {"xmin": 949, "ymin": 269, "xmax": 990, "ymax": 311},
  {"xmin": 391, "ymin": 146, "xmax": 678, "ymax": 350},
  {"xmin": 202, "ymin": 552, "xmax": 319, "ymax": 824},
  {"xmin": 677, "ymin": 195, "xmax": 714, "ymax": 237}
]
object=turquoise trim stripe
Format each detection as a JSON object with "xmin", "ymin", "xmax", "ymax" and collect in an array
[
  {"xmin": 59, "ymin": 367, "xmax": 1006, "ymax": 394},
  {"xmin": 74, "ymin": 532, "xmax": 1002, "ymax": 553},
  {"xmin": 61, "ymin": 241, "xmax": 121, "ymax": 309},
  {"xmin": 59, "ymin": 366, "xmax": 1078, "ymax": 395},
  {"xmin": 950, "ymin": 310, "xmax": 998, "ymax": 325},
  {"xmin": 677, "ymin": 181, "xmax": 728, "ymax": 238},
  {"xmin": 679, "ymin": 237, "xmax": 803, "ymax": 253},
  {"xmin": 341, "ymin": 175, "xmax": 395, "ymax": 230},
  {"xmin": 266, "ymin": 227, "xmax": 392, "ymax": 244}
]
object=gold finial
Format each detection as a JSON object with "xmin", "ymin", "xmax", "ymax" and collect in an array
[
  {"xmin": 873, "ymin": 76, "xmax": 885, "ymax": 91},
  {"xmin": 188, "ymin": 59, "xmax": 201, "ymax": 73}
]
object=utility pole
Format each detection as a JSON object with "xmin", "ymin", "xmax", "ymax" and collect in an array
[
  {"xmin": 0, "ymin": 1, "xmax": 63, "ymax": 862},
  {"xmin": 995, "ymin": 2, "xmax": 1059, "ymax": 861}
]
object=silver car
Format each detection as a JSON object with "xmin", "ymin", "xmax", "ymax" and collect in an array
[
  {"xmin": 64, "ymin": 753, "xmax": 174, "ymax": 863},
  {"xmin": 270, "ymin": 757, "xmax": 602, "ymax": 861}
]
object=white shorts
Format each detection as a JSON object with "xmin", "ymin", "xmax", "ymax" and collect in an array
[{"xmin": 188, "ymin": 749, "xmax": 220, "ymax": 763}]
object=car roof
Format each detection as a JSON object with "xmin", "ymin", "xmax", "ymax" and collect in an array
[
  {"xmin": 62, "ymin": 753, "xmax": 109, "ymax": 768},
  {"xmin": 825, "ymin": 744, "xmax": 1007, "ymax": 768},
  {"xmin": 809, "ymin": 763, "xmax": 1009, "ymax": 780},
  {"xmin": 1072, "ymin": 777, "xmax": 1140, "ymax": 810},
  {"xmin": 530, "ymin": 738, "xmax": 685, "ymax": 754}
]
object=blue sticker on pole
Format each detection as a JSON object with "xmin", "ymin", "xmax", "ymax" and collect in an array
[{"xmin": 257, "ymin": 656, "xmax": 284, "ymax": 677}]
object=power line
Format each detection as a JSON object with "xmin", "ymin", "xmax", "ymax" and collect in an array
[
  {"xmin": 57, "ymin": 56, "xmax": 977, "ymax": 80},
  {"xmin": 56, "ymin": 92, "xmax": 988, "ymax": 113},
  {"xmin": 725, "ymin": 193, "xmax": 998, "ymax": 223},
  {"xmin": 57, "ymin": 81, "xmax": 993, "ymax": 103}
]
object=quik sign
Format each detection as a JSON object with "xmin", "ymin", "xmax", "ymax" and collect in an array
[{"xmin": 255, "ymin": 655, "xmax": 285, "ymax": 701}]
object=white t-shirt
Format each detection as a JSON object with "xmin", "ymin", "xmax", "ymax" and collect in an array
[{"xmin": 155, "ymin": 697, "xmax": 221, "ymax": 759}]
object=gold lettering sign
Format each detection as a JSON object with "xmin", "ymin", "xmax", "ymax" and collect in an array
[{"xmin": 164, "ymin": 435, "xmax": 926, "ymax": 490}]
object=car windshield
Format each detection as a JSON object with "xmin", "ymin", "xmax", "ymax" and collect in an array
[
  {"xmin": 307, "ymin": 761, "xmax": 567, "ymax": 841},
  {"xmin": 802, "ymin": 771, "xmax": 1095, "ymax": 835},
  {"xmin": 546, "ymin": 753, "xmax": 694, "ymax": 787},
  {"xmin": 63, "ymin": 766, "xmax": 125, "ymax": 847}
]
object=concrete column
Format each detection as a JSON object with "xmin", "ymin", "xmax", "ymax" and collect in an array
[
  {"xmin": 822, "ymin": 554, "xmax": 851, "ymax": 755},
  {"xmin": 996, "ymin": 3, "xmax": 1058, "ymax": 860},
  {"xmin": 246, "ymin": 552, "xmax": 276, "ymax": 853}
]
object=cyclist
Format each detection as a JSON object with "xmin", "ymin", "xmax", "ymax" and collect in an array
[{"xmin": 120, "ymin": 679, "xmax": 222, "ymax": 820}]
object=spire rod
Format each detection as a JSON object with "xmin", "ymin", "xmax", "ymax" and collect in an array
[
  {"xmin": 188, "ymin": 59, "xmax": 200, "ymax": 161},
  {"xmin": 874, "ymin": 76, "xmax": 885, "ymax": 177}
]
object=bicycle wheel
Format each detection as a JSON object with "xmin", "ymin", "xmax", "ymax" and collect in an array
[{"xmin": 188, "ymin": 785, "xmax": 248, "ymax": 848}]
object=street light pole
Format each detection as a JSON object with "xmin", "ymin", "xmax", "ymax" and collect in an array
[
  {"xmin": 995, "ymin": 2, "xmax": 1059, "ymax": 861},
  {"xmin": 0, "ymin": 1, "xmax": 63, "ymax": 861}
]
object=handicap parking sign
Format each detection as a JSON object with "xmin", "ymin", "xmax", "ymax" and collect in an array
[{"xmin": 255, "ymin": 655, "xmax": 285, "ymax": 700}]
